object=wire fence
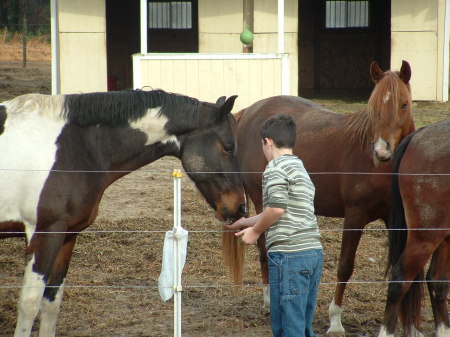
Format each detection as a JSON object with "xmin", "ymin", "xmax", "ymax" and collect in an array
[
  {"xmin": 1, "ymin": 168, "xmax": 449, "ymax": 291},
  {"xmin": 0, "ymin": 168, "xmax": 447, "ymax": 336}
]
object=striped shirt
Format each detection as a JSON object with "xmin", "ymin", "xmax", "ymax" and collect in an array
[{"xmin": 262, "ymin": 154, "xmax": 322, "ymax": 253}]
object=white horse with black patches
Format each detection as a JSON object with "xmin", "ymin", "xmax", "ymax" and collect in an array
[{"xmin": 0, "ymin": 90, "xmax": 246, "ymax": 337}]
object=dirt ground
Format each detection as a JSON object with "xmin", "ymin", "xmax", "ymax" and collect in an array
[{"xmin": 0, "ymin": 62, "xmax": 448, "ymax": 337}]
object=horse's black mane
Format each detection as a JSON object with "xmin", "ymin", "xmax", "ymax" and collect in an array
[{"xmin": 63, "ymin": 89, "xmax": 206, "ymax": 127}]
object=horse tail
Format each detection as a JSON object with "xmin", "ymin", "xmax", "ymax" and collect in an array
[
  {"xmin": 221, "ymin": 225, "xmax": 246, "ymax": 286},
  {"xmin": 222, "ymin": 108, "xmax": 247, "ymax": 287},
  {"xmin": 387, "ymin": 130, "xmax": 424, "ymax": 334}
]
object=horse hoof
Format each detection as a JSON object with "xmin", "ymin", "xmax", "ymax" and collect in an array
[{"xmin": 326, "ymin": 329, "xmax": 345, "ymax": 337}]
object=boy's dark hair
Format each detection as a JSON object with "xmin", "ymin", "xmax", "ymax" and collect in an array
[{"xmin": 260, "ymin": 113, "xmax": 297, "ymax": 148}]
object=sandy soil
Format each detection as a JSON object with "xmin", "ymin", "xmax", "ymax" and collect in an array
[{"xmin": 0, "ymin": 61, "xmax": 448, "ymax": 336}]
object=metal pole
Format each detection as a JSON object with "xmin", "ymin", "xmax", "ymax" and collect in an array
[
  {"xmin": 243, "ymin": 0, "xmax": 254, "ymax": 53},
  {"xmin": 140, "ymin": 0, "xmax": 148, "ymax": 54},
  {"xmin": 50, "ymin": 0, "xmax": 60, "ymax": 94},
  {"xmin": 22, "ymin": 0, "xmax": 27, "ymax": 68},
  {"xmin": 172, "ymin": 169, "xmax": 182, "ymax": 337},
  {"xmin": 277, "ymin": 0, "xmax": 285, "ymax": 53}
]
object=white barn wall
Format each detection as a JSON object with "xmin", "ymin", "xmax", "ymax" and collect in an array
[
  {"xmin": 391, "ymin": 0, "xmax": 448, "ymax": 101},
  {"xmin": 137, "ymin": 55, "xmax": 284, "ymax": 112},
  {"xmin": 55, "ymin": 0, "xmax": 448, "ymax": 101},
  {"xmin": 58, "ymin": 0, "xmax": 107, "ymax": 94},
  {"xmin": 198, "ymin": 0, "xmax": 298, "ymax": 99}
]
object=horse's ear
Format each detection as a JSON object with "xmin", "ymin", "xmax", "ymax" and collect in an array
[
  {"xmin": 370, "ymin": 61, "xmax": 384, "ymax": 83},
  {"xmin": 399, "ymin": 60, "xmax": 411, "ymax": 84},
  {"xmin": 219, "ymin": 95, "xmax": 238, "ymax": 117},
  {"xmin": 215, "ymin": 96, "xmax": 226, "ymax": 106}
]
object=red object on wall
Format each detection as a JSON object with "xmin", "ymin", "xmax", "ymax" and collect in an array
[{"xmin": 107, "ymin": 76, "xmax": 118, "ymax": 91}]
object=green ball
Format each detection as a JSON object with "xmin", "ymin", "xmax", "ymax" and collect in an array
[{"xmin": 240, "ymin": 28, "xmax": 254, "ymax": 45}]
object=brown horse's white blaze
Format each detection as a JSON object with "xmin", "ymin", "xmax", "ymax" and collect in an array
[
  {"xmin": 0, "ymin": 90, "xmax": 245, "ymax": 337},
  {"xmin": 234, "ymin": 61, "xmax": 415, "ymax": 337}
]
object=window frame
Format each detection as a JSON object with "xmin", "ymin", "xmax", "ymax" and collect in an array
[
  {"xmin": 148, "ymin": 0, "xmax": 198, "ymax": 33},
  {"xmin": 321, "ymin": 0, "xmax": 375, "ymax": 33}
]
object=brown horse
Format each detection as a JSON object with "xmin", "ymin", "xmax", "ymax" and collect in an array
[
  {"xmin": 224, "ymin": 61, "xmax": 414, "ymax": 335},
  {"xmin": 378, "ymin": 120, "xmax": 450, "ymax": 337}
]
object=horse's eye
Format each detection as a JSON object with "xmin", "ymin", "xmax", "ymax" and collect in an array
[
  {"xmin": 223, "ymin": 144, "xmax": 233, "ymax": 154},
  {"xmin": 401, "ymin": 103, "xmax": 408, "ymax": 109}
]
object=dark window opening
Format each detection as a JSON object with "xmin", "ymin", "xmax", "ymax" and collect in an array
[
  {"xmin": 325, "ymin": 1, "xmax": 369, "ymax": 29},
  {"xmin": 149, "ymin": 1, "xmax": 193, "ymax": 29},
  {"xmin": 148, "ymin": 0, "xmax": 198, "ymax": 52}
]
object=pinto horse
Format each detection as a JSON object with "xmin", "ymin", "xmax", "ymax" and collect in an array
[
  {"xmin": 378, "ymin": 120, "xmax": 450, "ymax": 337},
  {"xmin": 226, "ymin": 61, "xmax": 414, "ymax": 335},
  {"xmin": 0, "ymin": 89, "xmax": 246, "ymax": 337}
]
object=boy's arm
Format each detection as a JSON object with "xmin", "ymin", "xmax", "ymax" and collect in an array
[{"xmin": 225, "ymin": 213, "xmax": 262, "ymax": 230}]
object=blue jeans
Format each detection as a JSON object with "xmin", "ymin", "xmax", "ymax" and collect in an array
[{"xmin": 268, "ymin": 249, "xmax": 323, "ymax": 337}]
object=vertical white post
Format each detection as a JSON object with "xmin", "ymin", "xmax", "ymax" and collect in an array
[
  {"xmin": 132, "ymin": 54, "xmax": 142, "ymax": 90},
  {"xmin": 50, "ymin": 0, "xmax": 60, "ymax": 94},
  {"xmin": 441, "ymin": 0, "xmax": 449, "ymax": 102},
  {"xmin": 140, "ymin": 0, "xmax": 148, "ymax": 54},
  {"xmin": 277, "ymin": 0, "xmax": 285, "ymax": 54},
  {"xmin": 172, "ymin": 169, "xmax": 182, "ymax": 337},
  {"xmin": 281, "ymin": 54, "xmax": 290, "ymax": 95}
]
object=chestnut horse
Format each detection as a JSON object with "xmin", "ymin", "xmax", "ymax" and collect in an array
[
  {"xmin": 0, "ymin": 90, "xmax": 246, "ymax": 337},
  {"xmin": 378, "ymin": 120, "xmax": 450, "ymax": 337},
  {"xmin": 224, "ymin": 61, "xmax": 414, "ymax": 335}
]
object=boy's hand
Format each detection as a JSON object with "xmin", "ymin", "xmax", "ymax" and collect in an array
[{"xmin": 235, "ymin": 227, "xmax": 260, "ymax": 245}]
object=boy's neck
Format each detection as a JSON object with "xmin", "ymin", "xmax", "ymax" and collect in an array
[{"xmin": 270, "ymin": 147, "xmax": 293, "ymax": 160}]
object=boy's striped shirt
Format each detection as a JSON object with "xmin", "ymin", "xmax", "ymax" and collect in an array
[{"xmin": 263, "ymin": 154, "xmax": 322, "ymax": 252}]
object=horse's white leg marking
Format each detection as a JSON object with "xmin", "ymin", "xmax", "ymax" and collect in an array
[
  {"xmin": 377, "ymin": 325, "xmax": 394, "ymax": 337},
  {"xmin": 39, "ymin": 280, "xmax": 66, "ymax": 337},
  {"xmin": 408, "ymin": 326, "xmax": 424, "ymax": 337},
  {"xmin": 262, "ymin": 284, "xmax": 270, "ymax": 308},
  {"xmin": 435, "ymin": 323, "xmax": 450, "ymax": 337},
  {"xmin": 326, "ymin": 299, "xmax": 345, "ymax": 336},
  {"xmin": 14, "ymin": 256, "xmax": 46, "ymax": 337}
]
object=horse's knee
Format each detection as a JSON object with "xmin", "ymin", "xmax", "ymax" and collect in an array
[{"xmin": 336, "ymin": 261, "xmax": 354, "ymax": 281}]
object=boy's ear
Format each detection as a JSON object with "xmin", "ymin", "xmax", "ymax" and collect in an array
[{"xmin": 264, "ymin": 138, "xmax": 274, "ymax": 147}]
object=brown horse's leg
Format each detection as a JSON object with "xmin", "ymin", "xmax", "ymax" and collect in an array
[
  {"xmin": 251, "ymin": 200, "xmax": 270, "ymax": 306},
  {"xmin": 327, "ymin": 216, "xmax": 366, "ymax": 336},
  {"xmin": 380, "ymin": 237, "xmax": 434, "ymax": 337},
  {"xmin": 39, "ymin": 235, "xmax": 78, "ymax": 337},
  {"xmin": 256, "ymin": 235, "xmax": 270, "ymax": 306},
  {"xmin": 426, "ymin": 239, "xmax": 450, "ymax": 336}
]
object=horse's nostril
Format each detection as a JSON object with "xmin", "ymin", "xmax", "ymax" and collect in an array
[
  {"xmin": 222, "ymin": 207, "xmax": 231, "ymax": 221},
  {"xmin": 238, "ymin": 203, "xmax": 247, "ymax": 217}
]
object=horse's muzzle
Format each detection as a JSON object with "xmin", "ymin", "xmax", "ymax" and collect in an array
[
  {"xmin": 222, "ymin": 203, "xmax": 247, "ymax": 223},
  {"xmin": 372, "ymin": 138, "xmax": 392, "ymax": 161}
]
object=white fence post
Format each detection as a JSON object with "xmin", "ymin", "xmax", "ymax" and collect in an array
[{"xmin": 173, "ymin": 169, "xmax": 183, "ymax": 337}]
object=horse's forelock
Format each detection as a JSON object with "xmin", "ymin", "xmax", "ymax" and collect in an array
[{"xmin": 368, "ymin": 71, "xmax": 411, "ymax": 121}]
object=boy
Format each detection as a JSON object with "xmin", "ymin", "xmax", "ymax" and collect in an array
[{"xmin": 226, "ymin": 113, "xmax": 323, "ymax": 337}]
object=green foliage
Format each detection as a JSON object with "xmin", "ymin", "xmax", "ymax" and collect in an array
[{"xmin": 0, "ymin": 0, "xmax": 50, "ymax": 35}]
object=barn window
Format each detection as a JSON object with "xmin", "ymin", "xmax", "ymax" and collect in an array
[
  {"xmin": 148, "ymin": 1, "xmax": 193, "ymax": 29},
  {"xmin": 325, "ymin": 1, "xmax": 369, "ymax": 29}
]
